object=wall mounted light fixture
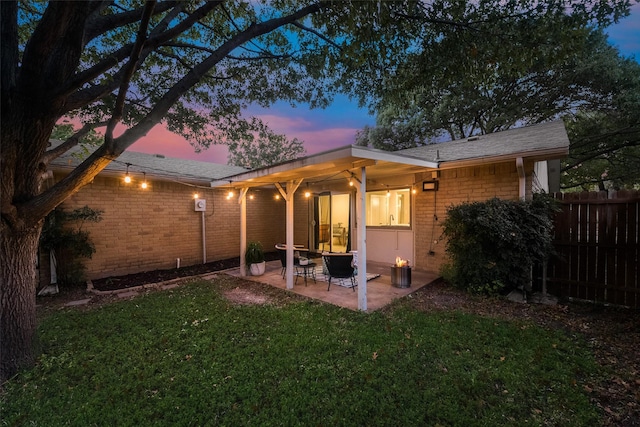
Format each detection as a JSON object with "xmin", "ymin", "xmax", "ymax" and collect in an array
[{"xmin": 422, "ymin": 181, "xmax": 439, "ymax": 191}]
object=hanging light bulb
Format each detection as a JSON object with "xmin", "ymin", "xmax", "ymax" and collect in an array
[
  {"xmin": 304, "ymin": 182, "xmax": 311, "ymax": 198},
  {"xmin": 124, "ymin": 163, "xmax": 131, "ymax": 183},
  {"xmin": 141, "ymin": 172, "xmax": 148, "ymax": 189},
  {"xmin": 194, "ymin": 193, "xmax": 199, "ymax": 199},
  {"xmin": 226, "ymin": 181, "xmax": 234, "ymax": 200}
]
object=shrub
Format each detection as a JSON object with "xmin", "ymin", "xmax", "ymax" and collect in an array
[
  {"xmin": 245, "ymin": 241, "xmax": 265, "ymax": 264},
  {"xmin": 440, "ymin": 196, "xmax": 556, "ymax": 295},
  {"xmin": 40, "ymin": 206, "xmax": 103, "ymax": 286}
]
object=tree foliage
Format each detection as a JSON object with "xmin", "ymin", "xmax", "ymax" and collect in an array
[
  {"xmin": 349, "ymin": 1, "xmax": 639, "ymax": 188},
  {"xmin": 561, "ymin": 51, "xmax": 640, "ymax": 190},
  {"xmin": 226, "ymin": 117, "xmax": 306, "ymax": 169}
]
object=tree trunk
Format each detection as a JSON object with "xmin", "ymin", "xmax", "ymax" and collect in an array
[{"xmin": 0, "ymin": 222, "xmax": 42, "ymax": 383}]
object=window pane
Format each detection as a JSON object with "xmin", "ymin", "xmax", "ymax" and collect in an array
[{"xmin": 366, "ymin": 188, "xmax": 411, "ymax": 227}]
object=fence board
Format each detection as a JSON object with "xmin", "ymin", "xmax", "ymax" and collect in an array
[
  {"xmin": 546, "ymin": 190, "xmax": 640, "ymax": 308},
  {"xmin": 627, "ymin": 202, "xmax": 639, "ymax": 308}
]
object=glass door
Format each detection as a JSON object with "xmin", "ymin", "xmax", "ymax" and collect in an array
[{"xmin": 314, "ymin": 192, "xmax": 350, "ymax": 253}]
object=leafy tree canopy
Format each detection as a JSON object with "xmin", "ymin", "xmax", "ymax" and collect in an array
[
  {"xmin": 226, "ymin": 117, "xmax": 306, "ymax": 169},
  {"xmin": 347, "ymin": 1, "xmax": 639, "ymax": 189}
]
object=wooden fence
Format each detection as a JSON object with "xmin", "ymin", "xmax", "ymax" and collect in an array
[{"xmin": 544, "ymin": 190, "xmax": 639, "ymax": 308}]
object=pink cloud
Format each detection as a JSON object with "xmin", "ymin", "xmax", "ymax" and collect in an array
[
  {"xmin": 129, "ymin": 124, "xmax": 229, "ymax": 163},
  {"xmin": 254, "ymin": 114, "xmax": 315, "ymax": 132}
]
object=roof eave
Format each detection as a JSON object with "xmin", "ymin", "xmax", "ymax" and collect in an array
[
  {"xmin": 437, "ymin": 147, "xmax": 569, "ymax": 170},
  {"xmin": 52, "ymin": 164, "xmax": 215, "ymax": 186},
  {"xmin": 211, "ymin": 145, "xmax": 440, "ymax": 188}
]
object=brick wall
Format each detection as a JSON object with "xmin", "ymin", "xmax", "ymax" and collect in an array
[
  {"xmin": 39, "ymin": 160, "xmax": 534, "ymax": 285},
  {"xmin": 43, "ymin": 173, "xmax": 290, "ymax": 282},
  {"xmin": 413, "ymin": 161, "xmax": 534, "ymax": 273}
]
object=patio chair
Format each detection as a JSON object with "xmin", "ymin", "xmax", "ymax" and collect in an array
[
  {"xmin": 275, "ymin": 244, "xmax": 304, "ymax": 278},
  {"xmin": 322, "ymin": 252, "xmax": 356, "ymax": 291}
]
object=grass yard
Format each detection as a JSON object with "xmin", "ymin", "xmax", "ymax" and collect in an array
[{"xmin": 2, "ymin": 276, "xmax": 602, "ymax": 426}]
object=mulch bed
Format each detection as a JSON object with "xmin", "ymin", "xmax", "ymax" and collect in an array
[{"xmin": 91, "ymin": 253, "xmax": 280, "ymax": 291}]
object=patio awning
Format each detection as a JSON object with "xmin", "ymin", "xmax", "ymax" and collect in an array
[{"xmin": 210, "ymin": 145, "xmax": 439, "ymax": 190}]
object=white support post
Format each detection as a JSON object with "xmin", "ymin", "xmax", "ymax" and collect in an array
[
  {"xmin": 357, "ymin": 167, "xmax": 367, "ymax": 311},
  {"xmin": 276, "ymin": 180, "xmax": 302, "ymax": 289},
  {"xmin": 239, "ymin": 188, "xmax": 248, "ymax": 277}
]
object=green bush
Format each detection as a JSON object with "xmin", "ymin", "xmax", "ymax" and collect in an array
[
  {"xmin": 441, "ymin": 196, "xmax": 556, "ymax": 295},
  {"xmin": 245, "ymin": 241, "xmax": 265, "ymax": 264},
  {"xmin": 40, "ymin": 206, "xmax": 103, "ymax": 286}
]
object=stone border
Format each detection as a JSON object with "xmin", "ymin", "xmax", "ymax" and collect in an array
[{"xmin": 86, "ymin": 272, "xmax": 220, "ymax": 296}]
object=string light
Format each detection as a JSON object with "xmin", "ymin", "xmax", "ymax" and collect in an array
[
  {"xmin": 226, "ymin": 181, "xmax": 234, "ymax": 200},
  {"xmin": 304, "ymin": 183, "xmax": 311, "ymax": 198},
  {"xmin": 141, "ymin": 172, "xmax": 148, "ymax": 189},
  {"xmin": 124, "ymin": 163, "xmax": 131, "ymax": 183}
]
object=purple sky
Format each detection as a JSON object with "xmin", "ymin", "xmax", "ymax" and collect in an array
[{"xmin": 130, "ymin": 5, "xmax": 640, "ymax": 164}]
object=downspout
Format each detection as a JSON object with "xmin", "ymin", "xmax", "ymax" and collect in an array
[
  {"xmin": 201, "ymin": 210, "xmax": 206, "ymax": 263},
  {"xmin": 516, "ymin": 157, "xmax": 526, "ymax": 201}
]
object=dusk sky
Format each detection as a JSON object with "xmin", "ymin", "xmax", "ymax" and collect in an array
[{"xmin": 129, "ymin": 5, "xmax": 640, "ymax": 165}]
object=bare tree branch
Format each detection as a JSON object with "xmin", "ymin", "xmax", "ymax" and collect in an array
[
  {"xmin": 291, "ymin": 21, "xmax": 341, "ymax": 49},
  {"xmin": 62, "ymin": 1, "xmax": 220, "ymax": 108},
  {"xmin": 84, "ymin": 1, "xmax": 178, "ymax": 43},
  {"xmin": 104, "ymin": 0, "xmax": 156, "ymax": 152},
  {"xmin": 109, "ymin": 2, "xmax": 324, "ymax": 155},
  {"xmin": 25, "ymin": 2, "xmax": 324, "ymax": 220},
  {"xmin": 40, "ymin": 121, "xmax": 107, "ymax": 166}
]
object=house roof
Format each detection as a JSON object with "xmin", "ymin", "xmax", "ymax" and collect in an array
[
  {"xmin": 49, "ymin": 141, "xmax": 247, "ymax": 185},
  {"xmin": 396, "ymin": 120, "xmax": 569, "ymax": 168},
  {"xmin": 214, "ymin": 120, "xmax": 569, "ymax": 190},
  {"xmin": 49, "ymin": 120, "xmax": 569, "ymax": 189}
]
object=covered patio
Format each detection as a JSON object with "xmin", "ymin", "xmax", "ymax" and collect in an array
[
  {"xmin": 212, "ymin": 122, "xmax": 569, "ymax": 312},
  {"xmin": 213, "ymin": 144, "xmax": 440, "ymax": 312},
  {"xmin": 226, "ymin": 258, "xmax": 440, "ymax": 311}
]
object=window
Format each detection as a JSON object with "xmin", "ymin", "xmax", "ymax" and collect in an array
[{"xmin": 366, "ymin": 188, "xmax": 411, "ymax": 227}]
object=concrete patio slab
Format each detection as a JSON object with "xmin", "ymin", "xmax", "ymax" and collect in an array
[{"xmin": 225, "ymin": 259, "xmax": 440, "ymax": 311}]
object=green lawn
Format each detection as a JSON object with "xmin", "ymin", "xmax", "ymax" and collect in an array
[{"xmin": 2, "ymin": 277, "xmax": 601, "ymax": 426}]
